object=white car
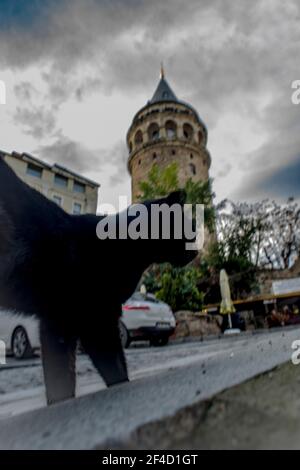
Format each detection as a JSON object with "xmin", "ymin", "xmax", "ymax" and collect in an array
[
  {"xmin": 0, "ymin": 293, "xmax": 175, "ymax": 359},
  {"xmin": 0, "ymin": 310, "xmax": 40, "ymax": 359},
  {"xmin": 120, "ymin": 293, "xmax": 176, "ymax": 348}
]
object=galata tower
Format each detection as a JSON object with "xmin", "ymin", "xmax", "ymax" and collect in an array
[{"xmin": 127, "ymin": 67, "xmax": 211, "ymax": 202}]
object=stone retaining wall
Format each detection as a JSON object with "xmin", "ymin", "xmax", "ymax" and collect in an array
[{"xmin": 172, "ymin": 311, "xmax": 222, "ymax": 339}]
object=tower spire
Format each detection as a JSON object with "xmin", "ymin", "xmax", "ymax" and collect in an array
[{"xmin": 160, "ymin": 62, "xmax": 165, "ymax": 79}]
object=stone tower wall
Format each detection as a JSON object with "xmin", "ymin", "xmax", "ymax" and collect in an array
[{"xmin": 127, "ymin": 101, "xmax": 211, "ymax": 202}]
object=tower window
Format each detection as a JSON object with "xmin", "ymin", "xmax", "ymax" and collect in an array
[
  {"xmin": 153, "ymin": 153, "xmax": 157, "ymax": 160},
  {"xmin": 198, "ymin": 131, "xmax": 204, "ymax": 145},
  {"xmin": 138, "ymin": 159, "xmax": 141, "ymax": 165},
  {"xmin": 148, "ymin": 122, "xmax": 160, "ymax": 141},
  {"xmin": 134, "ymin": 130, "xmax": 143, "ymax": 145},
  {"xmin": 171, "ymin": 149, "xmax": 176, "ymax": 155},
  {"xmin": 190, "ymin": 154, "xmax": 193, "ymax": 160},
  {"xmin": 189, "ymin": 163, "xmax": 196, "ymax": 175},
  {"xmin": 183, "ymin": 123, "xmax": 194, "ymax": 141},
  {"xmin": 165, "ymin": 120, "xmax": 177, "ymax": 139}
]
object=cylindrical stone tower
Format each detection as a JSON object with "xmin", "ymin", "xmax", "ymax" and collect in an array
[{"xmin": 127, "ymin": 68, "xmax": 211, "ymax": 202}]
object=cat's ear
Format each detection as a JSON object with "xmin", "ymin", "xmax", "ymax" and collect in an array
[{"xmin": 165, "ymin": 189, "xmax": 187, "ymax": 206}]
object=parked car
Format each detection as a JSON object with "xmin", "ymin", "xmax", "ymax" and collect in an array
[
  {"xmin": 120, "ymin": 293, "xmax": 176, "ymax": 348},
  {"xmin": 0, "ymin": 292, "xmax": 175, "ymax": 358},
  {"xmin": 0, "ymin": 310, "xmax": 39, "ymax": 359}
]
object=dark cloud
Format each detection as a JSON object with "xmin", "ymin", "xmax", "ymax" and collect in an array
[
  {"xmin": 35, "ymin": 134, "xmax": 128, "ymax": 185},
  {"xmin": 0, "ymin": 0, "xmax": 58, "ymax": 29},
  {"xmin": 236, "ymin": 156, "xmax": 300, "ymax": 201},
  {"xmin": 13, "ymin": 81, "xmax": 57, "ymax": 139},
  {"xmin": 14, "ymin": 81, "xmax": 38, "ymax": 102},
  {"xmin": 35, "ymin": 134, "xmax": 95, "ymax": 172},
  {"xmin": 216, "ymin": 162, "xmax": 232, "ymax": 179},
  {"xmin": 1, "ymin": 0, "xmax": 300, "ymax": 201},
  {"xmin": 233, "ymin": 87, "xmax": 300, "ymax": 200},
  {"xmin": 14, "ymin": 106, "xmax": 56, "ymax": 140},
  {"xmin": 259, "ymin": 158, "xmax": 300, "ymax": 199}
]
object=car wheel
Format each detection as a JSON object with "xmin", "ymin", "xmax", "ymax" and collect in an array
[
  {"xmin": 11, "ymin": 326, "xmax": 33, "ymax": 359},
  {"xmin": 119, "ymin": 322, "xmax": 130, "ymax": 349},
  {"xmin": 150, "ymin": 336, "xmax": 169, "ymax": 347}
]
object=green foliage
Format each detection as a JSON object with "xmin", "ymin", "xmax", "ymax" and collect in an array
[
  {"xmin": 204, "ymin": 242, "xmax": 257, "ymax": 300},
  {"xmin": 138, "ymin": 162, "xmax": 179, "ymax": 200},
  {"xmin": 184, "ymin": 178, "xmax": 215, "ymax": 233},
  {"xmin": 143, "ymin": 263, "xmax": 205, "ymax": 312},
  {"xmin": 138, "ymin": 163, "xmax": 215, "ymax": 232},
  {"xmin": 138, "ymin": 163, "xmax": 216, "ymax": 310}
]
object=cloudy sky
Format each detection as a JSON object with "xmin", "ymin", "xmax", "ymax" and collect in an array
[{"xmin": 0, "ymin": 0, "xmax": 299, "ymax": 210}]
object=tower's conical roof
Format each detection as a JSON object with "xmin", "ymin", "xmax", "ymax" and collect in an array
[
  {"xmin": 129, "ymin": 66, "xmax": 207, "ymax": 135},
  {"xmin": 150, "ymin": 67, "xmax": 178, "ymax": 103}
]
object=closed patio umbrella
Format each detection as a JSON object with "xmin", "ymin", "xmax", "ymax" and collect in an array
[{"xmin": 220, "ymin": 269, "xmax": 240, "ymax": 334}]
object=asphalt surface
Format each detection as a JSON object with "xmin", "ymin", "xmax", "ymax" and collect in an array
[{"xmin": 0, "ymin": 326, "xmax": 299, "ymax": 449}]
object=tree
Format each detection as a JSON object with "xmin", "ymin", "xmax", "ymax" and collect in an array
[
  {"xmin": 215, "ymin": 198, "xmax": 300, "ymax": 270},
  {"xmin": 200, "ymin": 198, "xmax": 300, "ymax": 301},
  {"xmin": 139, "ymin": 162, "xmax": 216, "ymax": 233},
  {"xmin": 138, "ymin": 162, "xmax": 215, "ymax": 311},
  {"xmin": 138, "ymin": 163, "xmax": 300, "ymax": 305},
  {"xmin": 138, "ymin": 162, "xmax": 179, "ymax": 201},
  {"xmin": 143, "ymin": 263, "xmax": 204, "ymax": 312},
  {"xmin": 253, "ymin": 199, "xmax": 300, "ymax": 270}
]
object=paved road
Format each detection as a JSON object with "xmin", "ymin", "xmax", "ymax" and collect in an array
[{"xmin": 0, "ymin": 326, "xmax": 300, "ymax": 449}]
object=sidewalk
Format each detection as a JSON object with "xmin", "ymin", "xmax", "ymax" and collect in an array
[{"xmin": 119, "ymin": 361, "xmax": 300, "ymax": 450}]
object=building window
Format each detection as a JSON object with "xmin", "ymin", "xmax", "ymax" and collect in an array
[
  {"xmin": 171, "ymin": 149, "xmax": 176, "ymax": 155},
  {"xmin": 153, "ymin": 153, "xmax": 157, "ymax": 160},
  {"xmin": 148, "ymin": 122, "xmax": 160, "ymax": 141},
  {"xmin": 165, "ymin": 120, "xmax": 177, "ymax": 139},
  {"xmin": 73, "ymin": 202, "xmax": 82, "ymax": 215},
  {"xmin": 189, "ymin": 163, "xmax": 196, "ymax": 175},
  {"xmin": 53, "ymin": 195, "xmax": 62, "ymax": 206},
  {"xmin": 138, "ymin": 159, "xmax": 141, "ymax": 165},
  {"xmin": 134, "ymin": 130, "xmax": 143, "ymax": 145},
  {"xmin": 73, "ymin": 181, "xmax": 85, "ymax": 193},
  {"xmin": 183, "ymin": 123, "xmax": 194, "ymax": 141},
  {"xmin": 26, "ymin": 163, "xmax": 43, "ymax": 179},
  {"xmin": 190, "ymin": 153, "xmax": 194, "ymax": 159},
  {"xmin": 54, "ymin": 174, "xmax": 68, "ymax": 188}
]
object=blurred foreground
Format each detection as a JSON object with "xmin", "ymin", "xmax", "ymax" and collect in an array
[{"xmin": 0, "ymin": 326, "xmax": 299, "ymax": 449}]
